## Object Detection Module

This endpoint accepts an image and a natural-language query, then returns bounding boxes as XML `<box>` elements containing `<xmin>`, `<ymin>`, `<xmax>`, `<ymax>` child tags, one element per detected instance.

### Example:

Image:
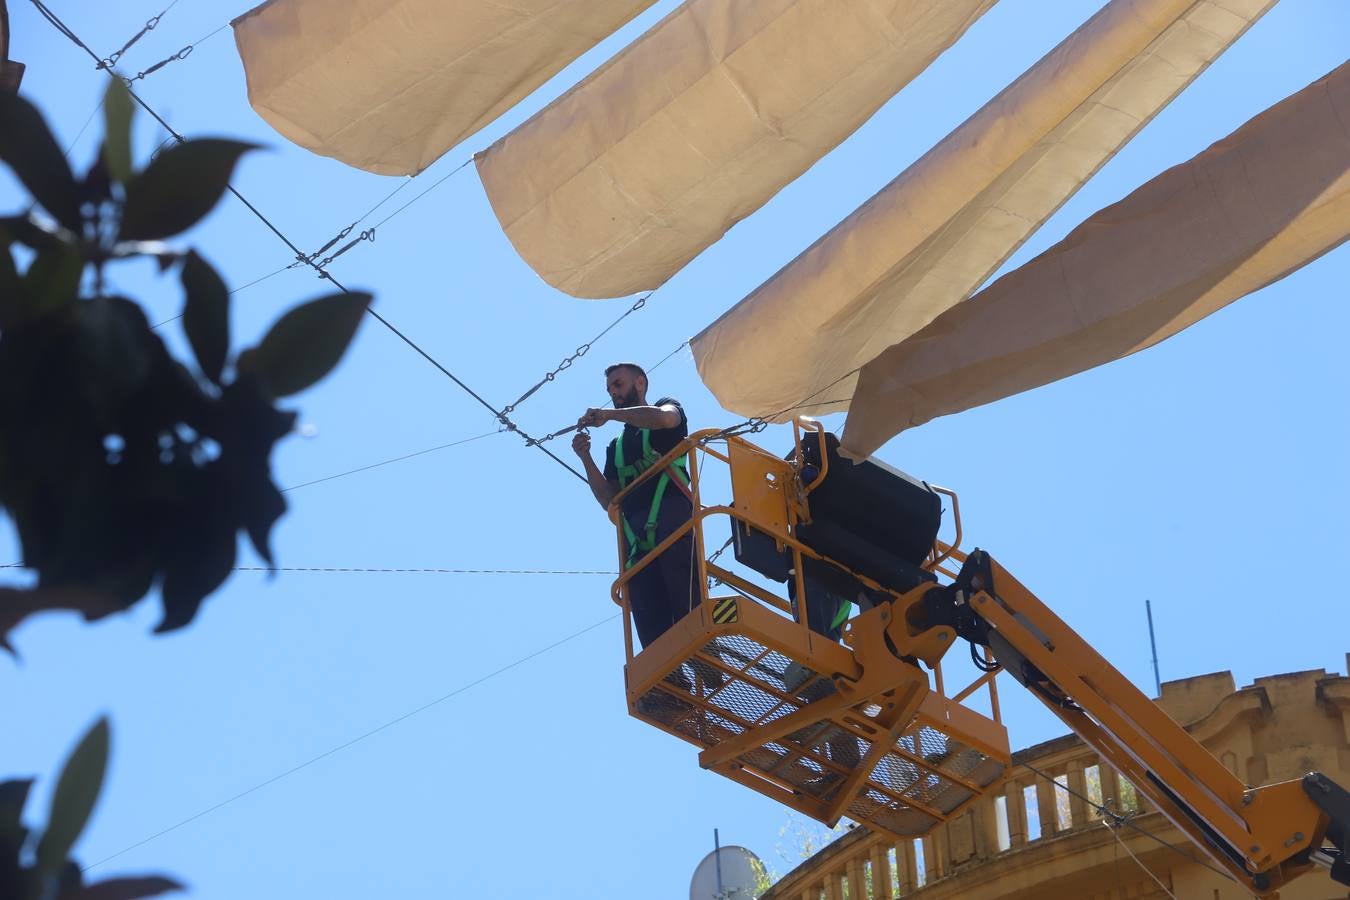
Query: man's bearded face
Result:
<box><xmin>607</xmin><ymin>368</ymin><xmax>644</xmax><ymax>408</ymax></box>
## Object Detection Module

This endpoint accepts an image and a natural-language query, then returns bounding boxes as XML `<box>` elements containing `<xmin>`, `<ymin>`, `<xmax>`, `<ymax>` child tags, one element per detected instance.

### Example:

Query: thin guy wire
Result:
<box><xmin>1112</xmin><ymin>816</ymin><xmax>1125</xmax><ymax>897</ymax></box>
<box><xmin>792</xmin><ymin>397</ymin><xmax>850</xmax><ymax>412</ymax></box>
<box><xmin>232</xmin><ymin>262</ymin><xmax>298</xmax><ymax>292</ymax></box>
<box><xmin>290</xmin><ymin>156</ymin><xmax>473</xmax><ymax>270</ymax></box>
<box><xmin>151</xmin><ymin>261</ymin><xmax>302</xmax><ymax>329</ymax></box>
<box><xmin>281</xmin><ymin>431</ymin><xmax>501</xmax><ymax>492</ymax></box>
<box><xmin>184</xmin><ymin>22</ymin><xmax>230</xmax><ymax>51</ymax></box>
<box><xmin>757</xmin><ymin>370</ymin><xmax>862</xmax><ymax>426</ymax></box>
<box><xmin>293</xmin><ymin>155</ymin><xmax>467</xmax><ymax>274</ymax></box>
<box><xmin>370</xmin><ymin>158</ymin><xmax>473</xmax><ymax>230</ymax></box>
<box><xmin>80</xmin><ymin>613</ymin><xmax>620</xmax><ymax>873</ymax></box>
<box><xmin>232</xmin><ymin>566</ymin><xmax>614</xmax><ymax>575</ymax></box>
<box><xmin>1020</xmin><ymin>761</ymin><xmax>1238</xmax><ymax>883</ymax></box>
<box><xmin>29</xmin><ymin>2</ymin><xmax>585</xmax><ymax>483</ymax></box>
<box><xmin>121</xmin><ymin>22</ymin><xmax>230</xmax><ymax>84</ymax></box>
<box><xmin>1102</xmin><ymin>818</ymin><xmax>1179</xmax><ymax>898</ymax></box>
<box><xmin>62</xmin><ymin>98</ymin><xmax>103</xmax><ymax>159</ymax></box>
<box><xmin>647</xmin><ymin>340</ymin><xmax>688</xmax><ymax>375</ymax></box>
<box><xmin>351</xmin><ymin>177</ymin><xmax>415</xmax><ymax>229</ymax></box>
<box><xmin>709</xmin><ymin>365</ymin><xmax>864</xmax><ymax>440</ymax></box>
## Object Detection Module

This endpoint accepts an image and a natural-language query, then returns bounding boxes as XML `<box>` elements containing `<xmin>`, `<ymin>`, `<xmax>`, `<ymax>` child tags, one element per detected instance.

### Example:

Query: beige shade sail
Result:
<box><xmin>691</xmin><ymin>0</ymin><xmax>1275</xmax><ymax>421</ymax></box>
<box><xmin>841</xmin><ymin>61</ymin><xmax>1350</xmax><ymax>458</ymax></box>
<box><xmin>231</xmin><ymin>0</ymin><xmax>659</xmax><ymax>176</ymax></box>
<box><xmin>475</xmin><ymin>0</ymin><xmax>996</xmax><ymax>299</ymax></box>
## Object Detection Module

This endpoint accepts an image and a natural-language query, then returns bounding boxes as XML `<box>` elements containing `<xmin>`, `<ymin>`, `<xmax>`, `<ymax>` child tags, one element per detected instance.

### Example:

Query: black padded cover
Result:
<box><xmin>798</xmin><ymin>434</ymin><xmax>939</xmax><ymax>562</ymax></box>
<box><xmin>732</xmin><ymin>432</ymin><xmax>941</xmax><ymax>596</ymax></box>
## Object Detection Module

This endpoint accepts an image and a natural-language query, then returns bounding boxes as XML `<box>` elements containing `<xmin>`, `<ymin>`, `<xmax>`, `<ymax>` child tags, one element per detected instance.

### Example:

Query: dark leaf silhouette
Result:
<box><xmin>244</xmin><ymin>292</ymin><xmax>371</xmax><ymax>397</ymax></box>
<box><xmin>22</xmin><ymin>242</ymin><xmax>82</xmax><ymax>316</ymax></box>
<box><xmin>36</xmin><ymin>718</ymin><xmax>108</xmax><ymax>876</ymax></box>
<box><xmin>84</xmin><ymin>151</ymin><xmax>111</xmax><ymax>206</ymax></box>
<box><xmin>73</xmin><ymin>876</ymin><xmax>186</xmax><ymax>900</ymax></box>
<box><xmin>180</xmin><ymin>251</ymin><xmax>229</xmax><ymax>385</ymax></box>
<box><xmin>119</xmin><ymin>139</ymin><xmax>257</xmax><ymax>240</ymax></box>
<box><xmin>0</xmin><ymin>92</ymin><xmax>82</xmax><ymax>229</ymax></box>
<box><xmin>0</xmin><ymin>780</ymin><xmax>32</xmax><ymax>829</ymax></box>
<box><xmin>156</xmin><ymin>509</ymin><xmax>236</xmax><ymax>634</ymax></box>
<box><xmin>0</xmin><ymin>90</ymin><xmax>370</xmax><ymax>648</ymax></box>
<box><xmin>0</xmin><ymin>245</ymin><xmax>19</xmax><ymax>328</ymax></box>
<box><xmin>0</xmin><ymin>85</ymin><xmax>374</xmax><ymax>900</ymax></box>
<box><xmin>0</xmin><ymin>587</ymin><xmax>124</xmax><ymax>655</ymax></box>
<box><xmin>0</xmin><ymin>212</ymin><xmax>64</xmax><ymax>254</ymax></box>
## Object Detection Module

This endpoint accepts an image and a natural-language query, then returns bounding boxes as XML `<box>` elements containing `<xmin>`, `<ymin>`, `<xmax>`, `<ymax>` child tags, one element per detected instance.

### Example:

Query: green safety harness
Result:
<box><xmin>830</xmin><ymin>598</ymin><xmax>853</xmax><ymax>634</ymax></box>
<box><xmin>614</xmin><ymin>427</ymin><xmax>691</xmax><ymax>570</ymax></box>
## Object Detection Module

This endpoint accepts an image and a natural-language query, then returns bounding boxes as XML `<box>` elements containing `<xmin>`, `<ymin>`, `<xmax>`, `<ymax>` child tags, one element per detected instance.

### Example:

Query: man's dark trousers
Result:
<box><xmin>626</xmin><ymin>501</ymin><xmax>698</xmax><ymax>649</ymax></box>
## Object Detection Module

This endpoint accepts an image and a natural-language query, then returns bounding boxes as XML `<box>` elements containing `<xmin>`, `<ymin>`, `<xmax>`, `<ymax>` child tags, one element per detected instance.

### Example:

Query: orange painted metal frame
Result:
<box><xmin>606</xmin><ymin>424</ymin><xmax>1010</xmax><ymax>840</ymax></box>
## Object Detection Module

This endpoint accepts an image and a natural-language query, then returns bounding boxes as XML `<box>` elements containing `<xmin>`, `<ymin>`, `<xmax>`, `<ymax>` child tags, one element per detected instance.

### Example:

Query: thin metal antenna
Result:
<box><xmin>1146</xmin><ymin>599</ymin><xmax>1161</xmax><ymax>697</ymax></box>
<box><xmin>714</xmin><ymin>828</ymin><xmax>725</xmax><ymax>898</ymax></box>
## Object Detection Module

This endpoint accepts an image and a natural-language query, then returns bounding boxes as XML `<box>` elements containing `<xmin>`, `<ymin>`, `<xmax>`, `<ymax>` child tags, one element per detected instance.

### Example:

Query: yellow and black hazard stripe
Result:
<box><xmin>712</xmin><ymin>597</ymin><xmax>738</xmax><ymax>624</ymax></box>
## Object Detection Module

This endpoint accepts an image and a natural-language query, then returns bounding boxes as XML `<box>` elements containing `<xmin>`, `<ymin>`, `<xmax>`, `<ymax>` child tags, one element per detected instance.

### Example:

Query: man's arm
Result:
<box><xmin>572</xmin><ymin>431</ymin><xmax>619</xmax><ymax>510</ymax></box>
<box><xmin>578</xmin><ymin>403</ymin><xmax>681</xmax><ymax>431</ymax></box>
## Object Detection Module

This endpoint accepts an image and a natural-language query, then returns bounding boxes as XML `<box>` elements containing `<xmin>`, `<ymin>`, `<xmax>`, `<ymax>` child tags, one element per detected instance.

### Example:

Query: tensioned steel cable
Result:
<box><xmin>369</xmin><ymin>159</ymin><xmax>469</xmax><ymax>230</ymax></box>
<box><xmin>647</xmin><ymin>340</ymin><xmax>688</xmax><ymax>375</ymax></box>
<box><xmin>280</xmin><ymin>430</ymin><xmax>501</xmax><ymax>492</ymax></box>
<box><xmin>78</xmin><ymin>611</ymin><xmax>620</xmax><ymax>873</ymax></box>
<box><xmin>29</xmin><ymin>0</ymin><xmax>586</xmax><ymax>483</ymax></box>
<box><xmin>714</xmin><ymin>368</ymin><xmax>864</xmax><ymax>439</ymax></box>
<box><xmin>701</xmin><ymin>360</ymin><xmax>870</xmax><ymax>447</ymax></box>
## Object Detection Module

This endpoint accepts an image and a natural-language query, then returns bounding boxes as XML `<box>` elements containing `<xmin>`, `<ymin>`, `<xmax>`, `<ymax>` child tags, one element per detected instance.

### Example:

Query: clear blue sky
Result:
<box><xmin>3</xmin><ymin>1</ymin><xmax>1347</xmax><ymax>898</ymax></box>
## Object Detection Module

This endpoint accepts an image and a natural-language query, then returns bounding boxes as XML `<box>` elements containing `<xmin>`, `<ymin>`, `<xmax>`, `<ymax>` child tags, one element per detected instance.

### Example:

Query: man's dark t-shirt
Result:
<box><xmin>603</xmin><ymin>397</ymin><xmax>691</xmax><ymax>533</ymax></box>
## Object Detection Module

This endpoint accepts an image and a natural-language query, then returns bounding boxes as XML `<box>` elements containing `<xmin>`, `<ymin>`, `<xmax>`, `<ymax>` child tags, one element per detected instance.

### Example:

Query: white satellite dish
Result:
<box><xmin>689</xmin><ymin>844</ymin><xmax>764</xmax><ymax>900</ymax></box>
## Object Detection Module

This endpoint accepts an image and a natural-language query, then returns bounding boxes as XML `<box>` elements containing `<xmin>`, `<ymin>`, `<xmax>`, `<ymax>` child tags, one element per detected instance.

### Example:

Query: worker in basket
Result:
<box><xmin>573</xmin><ymin>362</ymin><xmax>698</xmax><ymax>651</ymax></box>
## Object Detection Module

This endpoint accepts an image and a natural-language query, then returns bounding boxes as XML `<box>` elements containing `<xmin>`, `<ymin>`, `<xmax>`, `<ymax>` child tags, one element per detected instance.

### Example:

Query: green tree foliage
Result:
<box><xmin>0</xmin><ymin>81</ymin><xmax>371</xmax><ymax>646</ymax></box>
<box><xmin>2</xmin><ymin>718</ymin><xmax>183</xmax><ymax>899</ymax></box>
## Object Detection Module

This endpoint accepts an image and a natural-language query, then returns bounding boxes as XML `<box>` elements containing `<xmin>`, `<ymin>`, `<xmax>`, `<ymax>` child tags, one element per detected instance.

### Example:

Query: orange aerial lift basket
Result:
<box><xmin>610</xmin><ymin>420</ymin><xmax>1010</xmax><ymax>841</ymax></box>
